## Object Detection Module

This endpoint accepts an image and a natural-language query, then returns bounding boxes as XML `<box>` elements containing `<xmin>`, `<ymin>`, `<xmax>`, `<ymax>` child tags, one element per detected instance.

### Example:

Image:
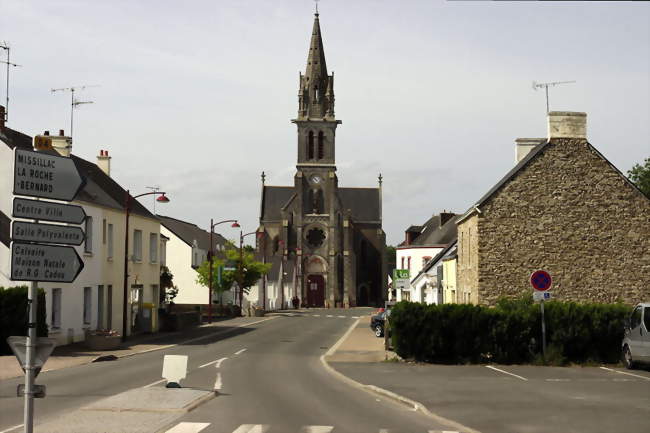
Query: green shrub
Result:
<box><xmin>0</xmin><ymin>286</ymin><xmax>48</xmax><ymax>355</ymax></box>
<box><xmin>390</xmin><ymin>297</ymin><xmax>630</xmax><ymax>365</ymax></box>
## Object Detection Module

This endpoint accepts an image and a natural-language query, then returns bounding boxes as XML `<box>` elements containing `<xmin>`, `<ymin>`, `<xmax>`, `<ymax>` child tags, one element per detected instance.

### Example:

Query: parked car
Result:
<box><xmin>370</xmin><ymin>309</ymin><xmax>391</xmax><ymax>338</ymax></box>
<box><xmin>622</xmin><ymin>302</ymin><xmax>650</xmax><ymax>369</ymax></box>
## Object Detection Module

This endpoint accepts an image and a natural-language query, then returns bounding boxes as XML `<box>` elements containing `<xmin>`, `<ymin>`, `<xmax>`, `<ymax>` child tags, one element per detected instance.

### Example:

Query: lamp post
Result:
<box><xmin>238</xmin><ymin>230</ymin><xmax>257</xmax><ymax>308</ymax></box>
<box><xmin>122</xmin><ymin>190</ymin><xmax>170</xmax><ymax>342</ymax></box>
<box><xmin>208</xmin><ymin>219</ymin><xmax>239</xmax><ymax>324</ymax></box>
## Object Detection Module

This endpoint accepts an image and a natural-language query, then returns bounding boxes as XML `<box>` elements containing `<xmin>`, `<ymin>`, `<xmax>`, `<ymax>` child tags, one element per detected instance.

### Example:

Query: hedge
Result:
<box><xmin>0</xmin><ymin>286</ymin><xmax>48</xmax><ymax>355</ymax></box>
<box><xmin>390</xmin><ymin>297</ymin><xmax>631</xmax><ymax>365</ymax></box>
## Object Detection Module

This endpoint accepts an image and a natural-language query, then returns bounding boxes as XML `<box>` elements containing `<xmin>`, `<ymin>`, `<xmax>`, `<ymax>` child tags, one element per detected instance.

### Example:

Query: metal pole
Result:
<box><xmin>545</xmin><ymin>86</ymin><xmax>549</xmax><ymax>113</ymax></box>
<box><xmin>208</xmin><ymin>219</ymin><xmax>213</xmax><ymax>324</ymax></box>
<box><xmin>5</xmin><ymin>46</ymin><xmax>10</xmax><ymax>122</ymax></box>
<box><xmin>122</xmin><ymin>191</ymin><xmax>130</xmax><ymax>342</ymax></box>
<box><xmin>70</xmin><ymin>89</ymin><xmax>74</xmax><ymax>142</ymax></box>
<box><xmin>541</xmin><ymin>299</ymin><xmax>547</xmax><ymax>363</ymax></box>
<box><xmin>23</xmin><ymin>281</ymin><xmax>37</xmax><ymax>433</ymax></box>
<box><xmin>239</xmin><ymin>231</ymin><xmax>243</xmax><ymax>308</ymax></box>
<box><xmin>261</xmin><ymin>235</ymin><xmax>266</xmax><ymax>310</ymax></box>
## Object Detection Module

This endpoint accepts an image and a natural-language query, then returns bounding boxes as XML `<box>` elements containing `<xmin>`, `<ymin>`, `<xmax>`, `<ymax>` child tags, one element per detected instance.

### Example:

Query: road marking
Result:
<box><xmin>199</xmin><ymin>357</ymin><xmax>228</xmax><ymax>369</ymax></box>
<box><xmin>352</xmin><ymin>316</ymin><xmax>359</xmax><ymax>318</ymax></box>
<box><xmin>485</xmin><ymin>365</ymin><xmax>528</xmax><ymax>381</ymax></box>
<box><xmin>313</xmin><ymin>314</ymin><xmax>320</xmax><ymax>317</ymax></box>
<box><xmin>0</xmin><ymin>424</ymin><xmax>24</xmax><ymax>433</ymax></box>
<box><xmin>338</xmin><ymin>315</ymin><xmax>346</xmax><ymax>318</ymax></box>
<box><xmin>326</xmin><ymin>315</ymin><xmax>333</xmax><ymax>317</ymax></box>
<box><xmin>545</xmin><ymin>378</ymin><xmax>570</xmax><ymax>382</ymax></box>
<box><xmin>143</xmin><ymin>378</ymin><xmax>166</xmax><ymax>388</ymax></box>
<box><xmin>429</xmin><ymin>431</ymin><xmax>460</xmax><ymax>433</ymax></box>
<box><xmin>232</xmin><ymin>425</ymin><xmax>269</xmax><ymax>433</ymax></box>
<box><xmin>235</xmin><ymin>348</ymin><xmax>247</xmax><ymax>355</ymax></box>
<box><xmin>165</xmin><ymin>422</ymin><xmax>211</xmax><ymax>433</ymax></box>
<box><xmin>300</xmin><ymin>427</ymin><xmax>333</xmax><ymax>433</ymax></box>
<box><xmin>599</xmin><ymin>366</ymin><xmax>650</xmax><ymax>381</ymax></box>
<box><xmin>214</xmin><ymin>372</ymin><xmax>222</xmax><ymax>390</ymax></box>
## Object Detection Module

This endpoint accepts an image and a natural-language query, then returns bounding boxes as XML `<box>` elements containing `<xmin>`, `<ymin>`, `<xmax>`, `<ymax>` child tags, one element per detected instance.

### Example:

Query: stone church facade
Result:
<box><xmin>257</xmin><ymin>13</ymin><xmax>387</xmax><ymax>308</ymax></box>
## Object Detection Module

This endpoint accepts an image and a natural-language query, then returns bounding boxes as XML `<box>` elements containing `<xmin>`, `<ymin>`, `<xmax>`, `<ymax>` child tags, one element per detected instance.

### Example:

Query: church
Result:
<box><xmin>256</xmin><ymin>12</ymin><xmax>387</xmax><ymax>308</ymax></box>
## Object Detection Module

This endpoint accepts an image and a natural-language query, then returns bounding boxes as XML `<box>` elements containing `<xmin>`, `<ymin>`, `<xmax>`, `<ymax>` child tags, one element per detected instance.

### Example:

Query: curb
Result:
<box><xmin>320</xmin><ymin>319</ymin><xmax>481</xmax><ymax>433</ymax></box>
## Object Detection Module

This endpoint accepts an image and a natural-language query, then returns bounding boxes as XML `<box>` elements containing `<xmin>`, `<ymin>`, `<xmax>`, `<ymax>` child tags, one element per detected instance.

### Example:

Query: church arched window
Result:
<box><xmin>318</xmin><ymin>131</ymin><xmax>324</xmax><ymax>159</ymax></box>
<box><xmin>308</xmin><ymin>131</ymin><xmax>314</xmax><ymax>159</ymax></box>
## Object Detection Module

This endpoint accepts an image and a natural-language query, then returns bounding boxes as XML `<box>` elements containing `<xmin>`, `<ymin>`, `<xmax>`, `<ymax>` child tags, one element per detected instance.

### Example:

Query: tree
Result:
<box><xmin>160</xmin><ymin>266</ymin><xmax>179</xmax><ymax>307</ymax></box>
<box><xmin>628</xmin><ymin>157</ymin><xmax>650</xmax><ymax>198</ymax></box>
<box><xmin>228</xmin><ymin>248</ymin><xmax>271</xmax><ymax>306</ymax></box>
<box><xmin>385</xmin><ymin>245</ymin><xmax>397</xmax><ymax>275</ymax></box>
<box><xmin>195</xmin><ymin>257</ymin><xmax>234</xmax><ymax>305</ymax></box>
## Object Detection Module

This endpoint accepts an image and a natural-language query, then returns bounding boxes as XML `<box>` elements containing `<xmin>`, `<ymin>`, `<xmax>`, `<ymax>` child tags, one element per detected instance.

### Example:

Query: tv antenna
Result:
<box><xmin>1</xmin><ymin>41</ymin><xmax>22</xmax><ymax>123</ymax></box>
<box><xmin>146</xmin><ymin>185</ymin><xmax>161</xmax><ymax>214</ymax></box>
<box><xmin>532</xmin><ymin>80</ymin><xmax>576</xmax><ymax>113</ymax></box>
<box><xmin>51</xmin><ymin>84</ymin><xmax>99</xmax><ymax>143</ymax></box>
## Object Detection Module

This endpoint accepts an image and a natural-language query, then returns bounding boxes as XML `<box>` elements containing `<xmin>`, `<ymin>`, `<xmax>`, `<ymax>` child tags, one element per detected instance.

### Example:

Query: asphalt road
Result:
<box><xmin>0</xmin><ymin>309</ymin><xmax>456</xmax><ymax>433</ymax></box>
<box><xmin>334</xmin><ymin>361</ymin><xmax>650</xmax><ymax>433</ymax></box>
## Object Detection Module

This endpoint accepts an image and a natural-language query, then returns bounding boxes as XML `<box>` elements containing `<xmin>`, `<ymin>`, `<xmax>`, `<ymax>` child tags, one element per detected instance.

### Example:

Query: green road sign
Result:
<box><xmin>393</xmin><ymin>269</ymin><xmax>410</xmax><ymax>280</ymax></box>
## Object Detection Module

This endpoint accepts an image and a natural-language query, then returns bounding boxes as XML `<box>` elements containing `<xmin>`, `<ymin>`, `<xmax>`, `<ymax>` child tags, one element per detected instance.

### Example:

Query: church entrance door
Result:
<box><xmin>306</xmin><ymin>274</ymin><xmax>325</xmax><ymax>307</ymax></box>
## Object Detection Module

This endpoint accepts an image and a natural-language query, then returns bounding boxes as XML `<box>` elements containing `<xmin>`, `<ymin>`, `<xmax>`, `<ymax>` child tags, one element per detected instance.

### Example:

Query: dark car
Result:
<box><xmin>370</xmin><ymin>310</ymin><xmax>391</xmax><ymax>337</ymax></box>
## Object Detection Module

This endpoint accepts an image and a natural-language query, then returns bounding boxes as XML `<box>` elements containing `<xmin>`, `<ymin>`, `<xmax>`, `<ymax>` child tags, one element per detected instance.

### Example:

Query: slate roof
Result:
<box><xmin>158</xmin><ymin>215</ymin><xmax>228</xmax><ymax>253</ymax></box>
<box><xmin>0</xmin><ymin>126</ymin><xmax>32</xmax><ymax>150</ymax></box>
<box><xmin>398</xmin><ymin>213</ymin><xmax>459</xmax><ymax>248</ymax></box>
<box><xmin>260</xmin><ymin>185</ymin><xmax>381</xmax><ymax>222</ymax></box>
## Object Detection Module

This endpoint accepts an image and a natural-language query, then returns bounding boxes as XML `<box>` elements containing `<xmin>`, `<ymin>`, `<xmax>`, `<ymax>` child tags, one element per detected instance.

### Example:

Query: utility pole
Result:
<box><xmin>532</xmin><ymin>80</ymin><xmax>576</xmax><ymax>113</ymax></box>
<box><xmin>51</xmin><ymin>84</ymin><xmax>99</xmax><ymax>142</ymax></box>
<box><xmin>1</xmin><ymin>41</ymin><xmax>22</xmax><ymax>123</ymax></box>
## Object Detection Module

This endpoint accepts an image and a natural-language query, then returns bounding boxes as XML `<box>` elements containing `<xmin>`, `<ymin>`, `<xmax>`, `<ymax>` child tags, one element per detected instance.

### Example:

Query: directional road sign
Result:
<box><xmin>530</xmin><ymin>270</ymin><xmax>552</xmax><ymax>291</ymax></box>
<box><xmin>10</xmin><ymin>242</ymin><xmax>84</xmax><ymax>283</ymax></box>
<box><xmin>13</xmin><ymin>197</ymin><xmax>86</xmax><ymax>224</ymax></box>
<box><xmin>6</xmin><ymin>336</ymin><xmax>57</xmax><ymax>378</ymax></box>
<box><xmin>13</xmin><ymin>148</ymin><xmax>85</xmax><ymax>201</ymax></box>
<box><xmin>12</xmin><ymin>221</ymin><xmax>85</xmax><ymax>246</ymax></box>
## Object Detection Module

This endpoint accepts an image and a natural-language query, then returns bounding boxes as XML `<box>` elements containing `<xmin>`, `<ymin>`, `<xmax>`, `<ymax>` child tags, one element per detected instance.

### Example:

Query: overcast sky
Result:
<box><xmin>2</xmin><ymin>0</ymin><xmax>648</xmax><ymax>245</ymax></box>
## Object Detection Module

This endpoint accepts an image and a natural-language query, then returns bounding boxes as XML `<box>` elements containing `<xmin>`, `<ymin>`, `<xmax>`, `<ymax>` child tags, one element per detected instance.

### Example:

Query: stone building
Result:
<box><xmin>256</xmin><ymin>12</ymin><xmax>387</xmax><ymax>308</ymax></box>
<box><xmin>457</xmin><ymin>111</ymin><xmax>650</xmax><ymax>305</ymax></box>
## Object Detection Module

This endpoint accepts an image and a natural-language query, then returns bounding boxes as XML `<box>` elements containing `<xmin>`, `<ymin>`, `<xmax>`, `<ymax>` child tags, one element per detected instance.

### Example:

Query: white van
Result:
<box><xmin>622</xmin><ymin>303</ymin><xmax>650</xmax><ymax>369</ymax></box>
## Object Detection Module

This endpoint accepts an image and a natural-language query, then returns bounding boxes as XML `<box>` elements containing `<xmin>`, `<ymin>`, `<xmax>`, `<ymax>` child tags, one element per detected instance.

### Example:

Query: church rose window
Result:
<box><xmin>306</xmin><ymin>227</ymin><xmax>326</xmax><ymax>248</ymax></box>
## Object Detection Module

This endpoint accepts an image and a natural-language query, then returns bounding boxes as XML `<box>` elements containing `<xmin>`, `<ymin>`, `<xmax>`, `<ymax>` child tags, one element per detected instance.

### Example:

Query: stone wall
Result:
<box><xmin>457</xmin><ymin>214</ymin><xmax>479</xmax><ymax>304</ymax></box>
<box><xmin>474</xmin><ymin>138</ymin><xmax>650</xmax><ymax>305</ymax></box>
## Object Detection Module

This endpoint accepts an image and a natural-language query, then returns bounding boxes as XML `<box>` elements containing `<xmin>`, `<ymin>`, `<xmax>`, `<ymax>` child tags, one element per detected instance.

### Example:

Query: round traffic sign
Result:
<box><xmin>530</xmin><ymin>270</ymin><xmax>552</xmax><ymax>291</ymax></box>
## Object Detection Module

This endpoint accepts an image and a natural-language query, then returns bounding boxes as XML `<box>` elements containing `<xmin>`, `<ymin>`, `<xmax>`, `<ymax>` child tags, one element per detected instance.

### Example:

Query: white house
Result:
<box><xmin>408</xmin><ymin>240</ymin><xmax>457</xmax><ymax>304</ymax></box>
<box><xmin>158</xmin><ymin>215</ymin><xmax>232</xmax><ymax>307</ymax></box>
<box><xmin>1</xmin><ymin>116</ymin><xmax>163</xmax><ymax>345</ymax></box>
<box><xmin>395</xmin><ymin>212</ymin><xmax>458</xmax><ymax>302</ymax></box>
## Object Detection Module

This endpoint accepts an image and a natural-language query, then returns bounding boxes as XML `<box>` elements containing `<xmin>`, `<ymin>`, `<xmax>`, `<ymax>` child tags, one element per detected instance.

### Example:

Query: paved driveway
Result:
<box><xmin>333</xmin><ymin>361</ymin><xmax>650</xmax><ymax>433</ymax></box>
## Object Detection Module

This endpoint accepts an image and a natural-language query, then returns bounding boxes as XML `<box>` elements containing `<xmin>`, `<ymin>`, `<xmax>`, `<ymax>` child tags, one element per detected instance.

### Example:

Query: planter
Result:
<box><xmin>85</xmin><ymin>332</ymin><xmax>122</xmax><ymax>351</ymax></box>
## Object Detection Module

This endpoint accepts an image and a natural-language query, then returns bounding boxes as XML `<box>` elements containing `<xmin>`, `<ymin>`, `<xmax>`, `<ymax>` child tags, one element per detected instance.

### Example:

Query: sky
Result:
<box><xmin>1</xmin><ymin>0</ymin><xmax>648</xmax><ymax>246</ymax></box>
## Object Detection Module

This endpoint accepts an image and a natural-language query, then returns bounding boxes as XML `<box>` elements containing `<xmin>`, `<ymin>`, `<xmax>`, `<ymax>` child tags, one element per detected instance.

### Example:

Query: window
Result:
<box><xmin>317</xmin><ymin>131</ymin><xmax>324</xmax><ymax>159</ymax></box>
<box><xmin>160</xmin><ymin>239</ymin><xmax>166</xmax><ymax>266</ymax></box>
<box><xmin>644</xmin><ymin>307</ymin><xmax>650</xmax><ymax>332</ymax></box>
<box><xmin>407</xmin><ymin>256</ymin><xmax>411</xmax><ymax>271</ymax></box>
<box><xmin>308</xmin><ymin>131</ymin><xmax>314</xmax><ymax>159</ymax></box>
<box><xmin>102</xmin><ymin>219</ymin><xmax>107</xmax><ymax>244</ymax></box>
<box><xmin>83</xmin><ymin>287</ymin><xmax>92</xmax><ymax>325</ymax></box>
<box><xmin>107</xmin><ymin>285</ymin><xmax>113</xmax><ymax>330</ymax></box>
<box><xmin>51</xmin><ymin>288</ymin><xmax>62</xmax><ymax>328</ymax></box>
<box><xmin>107</xmin><ymin>224</ymin><xmax>114</xmax><ymax>260</ymax></box>
<box><xmin>423</xmin><ymin>256</ymin><xmax>432</xmax><ymax>267</ymax></box>
<box><xmin>133</xmin><ymin>230</ymin><xmax>143</xmax><ymax>262</ymax></box>
<box><xmin>97</xmin><ymin>285</ymin><xmax>104</xmax><ymax>329</ymax></box>
<box><xmin>401</xmin><ymin>257</ymin><xmax>404</xmax><ymax>269</ymax></box>
<box><xmin>631</xmin><ymin>306</ymin><xmax>642</xmax><ymax>329</ymax></box>
<box><xmin>149</xmin><ymin>233</ymin><xmax>158</xmax><ymax>263</ymax></box>
<box><xmin>306</xmin><ymin>227</ymin><xmax>326</xmax><ymax>248</ymax></box>
<box><xmin>84</xmin><ymin>216</ymin><xmax>93</xmax><ymax>253</ymax></box>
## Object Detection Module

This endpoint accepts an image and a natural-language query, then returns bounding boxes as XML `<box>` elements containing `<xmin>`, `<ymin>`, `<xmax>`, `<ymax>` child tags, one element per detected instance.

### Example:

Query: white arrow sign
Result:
<box><xmin>10</xmin><ymin>242</ymin><xmax>84</xmax><ymax>283</ymax></box>
<box><xmin>13</xmin><ymin>149</ymin><xmax>85</xmax><ymax>201</ymax></box>
<box><xmin>12</xmin><ymin>221</ymin><xmax>85</xmax><ymax>246</ymax></box>
<box><xmin>13</xmin><ymin>198</ymin><xmax>87</xmax><ymax>224</ymax></box>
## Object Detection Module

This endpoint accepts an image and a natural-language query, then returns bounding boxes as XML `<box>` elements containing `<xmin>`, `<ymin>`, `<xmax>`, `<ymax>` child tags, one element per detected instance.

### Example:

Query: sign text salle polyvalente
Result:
<box><xmin>11</xmin><ymin>221</ymin><xmax>85</xmax><ymax>246</ymax></box>
<box><xmin>13</xmin><ymin>149</ymin><xmax>85</xmax><ymax>201</ymax></box>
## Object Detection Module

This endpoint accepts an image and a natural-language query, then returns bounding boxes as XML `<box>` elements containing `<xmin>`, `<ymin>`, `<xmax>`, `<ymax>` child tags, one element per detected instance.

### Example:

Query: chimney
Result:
<box><xmin>515</xmin><ymin>138</ymin><xmax>545</xmax><ymax>163</ymax></box>
<box><xmin>439</xmin><ymin>212</ymin><xmax>456</xmax><ymax>227</ymax></box>
<box><xmin>97</xmin><ymin>149</ymin><xmax>111</xmax><ymax>177</ymax></box>
<box><xmin>50</xmin><ymin>129</ymin><xmax>72</xmax><ymax>157</ymax></box>
<box><xmin>0</xmin><ymin>105</ymin><xmax>5</xmax><ymax>129</ymax></box>
<box><xmin>548</xmin><ymin>111</ymin><xmax>587</xmax><ymax>140</ymax></box>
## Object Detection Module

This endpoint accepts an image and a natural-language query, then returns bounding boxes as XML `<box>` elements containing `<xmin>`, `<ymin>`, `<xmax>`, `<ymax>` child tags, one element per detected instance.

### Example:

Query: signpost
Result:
<box><xmin>13</xmin><ymin>197</ymin><xmax>86</xmax><ymax>224</ymax></box>
<box><xmin>530</xmin><ymin>270</ymin><xmax>552</xmax><ymax>363</ymax></box>
<box><xmin>393</xmin><ymin>269</ymin><xmax>410</xmax><ymax>297</ymax></box>
<box><xmin>9</xmin><ymin>146</ymin><xmax>86</xmax><ymax>433</ymax></box>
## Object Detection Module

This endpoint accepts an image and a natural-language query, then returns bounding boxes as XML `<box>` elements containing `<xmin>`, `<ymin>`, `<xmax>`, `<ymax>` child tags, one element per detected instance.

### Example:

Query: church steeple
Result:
<box><xmin>298</xmin><ymin>13</ymin><xmax>335</xmax><ymax>120</ymax></box>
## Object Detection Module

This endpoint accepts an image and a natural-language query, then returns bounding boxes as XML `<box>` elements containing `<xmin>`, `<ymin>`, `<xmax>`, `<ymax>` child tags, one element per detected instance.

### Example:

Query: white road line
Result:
<box><xmin>234</xmin><ymin>348</ymin><xmax>247</xmax><ymax>355</ymax></box>
<box><xmin>352</xmin><ymin>316</ymin><xmax>359</xmax><ymax>318</ymax></box>
<box><xmin>485</xmin><ymin>365</ymin><xmax>528</xmax><ymax>381</ymax></box>
<box><xmin>300</xmin><ymin>427</ymin><xmax>334</xmax><ymax>433</ymax></box>
<box><xmin>232</xmin><ymin>425</ymin><xmax>269</xmax><ymax>433</ymax></box>
<box><xmin>165</xmin><ymin>422</ymin><xmax>211</xmax><ymax>433</ymax></box>
<box><xmin>599</xmin><ymin>366</ymin><xmax>650</xmax><ymax>381</ymax></box>
<box><xmin>143</xmin><ymin>378</ymin><xmax>166</xmax><ymax>388</ymax></box>
<box><xmin>338</xmin><ymin>315</ymin><xmax>346</xmax><ymax>318</ymax></box>
<box><xmin>0</xmin><ymin>424</ymin><xmax>24</xmax><ymax>433</ymax></box>
<box><xmin>198</xmin><ymin>357</ymin><xmax>228</xmax><ymax>369</ymax></box>
<box><xmin>214</xmin><ymin>372</ymin><xmax>222</xmax><ymax>390</ymax></box>
<box><xmin>428</xmin><ymin>431</ymin><xmax>460</xmax><ymax>433</ymax></box>
<box><xmin>326</xmin><ymin>315</ymin><xmax>333</xmax><ymax>317</ymax></box>
<box><xmin>545</xmin><ymin>378</ymin><xmax>570</xmax><ymax>382</ymax></box>
<box><xmin>313</xmin><ymin>314</ymin><xmax>321</xmax><ymax>317</ymax></box>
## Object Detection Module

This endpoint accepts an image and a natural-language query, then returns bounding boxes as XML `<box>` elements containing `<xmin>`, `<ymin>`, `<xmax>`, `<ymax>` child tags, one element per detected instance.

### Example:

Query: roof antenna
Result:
<box><xmin>532</xmin><ymin>80</ymin><xmax>576</xmax><ymax>113</ymax></box>
<box><xmin>51</xmin><ymin>84</ymin><xmax>100</xmax><ymax>144</ymax></box>
<box><xmin>146</xmin><ymin>185</ymin><xmax>161</xmax><ymax>214</ymax></box>
<box><xmin>0</xmin><ymin>41</ymin><xmax>22</xmax><ymax>123</ymax></box>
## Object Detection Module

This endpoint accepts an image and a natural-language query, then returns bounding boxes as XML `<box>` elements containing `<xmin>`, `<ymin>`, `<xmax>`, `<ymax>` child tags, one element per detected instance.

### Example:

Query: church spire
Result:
<box><xmin>297</xmin><ymin>12</ymin><xmax>334</xmax><ymax>120</ymax></box>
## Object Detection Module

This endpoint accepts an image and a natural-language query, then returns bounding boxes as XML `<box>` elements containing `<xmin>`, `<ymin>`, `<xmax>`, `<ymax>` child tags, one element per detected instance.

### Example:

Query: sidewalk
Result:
<box><xmin>325</xmin><ymin>315</ymin><xmax>388</xmax><ymax>362</ymax></box>
<box><xmin>0</xmin><ymin>316</ymin><xmax>274</xmax><ymax>381</ymax></box>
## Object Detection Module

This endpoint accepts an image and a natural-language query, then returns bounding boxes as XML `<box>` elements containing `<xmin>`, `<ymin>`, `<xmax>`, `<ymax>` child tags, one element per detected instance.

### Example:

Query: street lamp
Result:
<box><xmin>238</xmin><ymin>230</ymin><xmax>257</xmax><ymax>308</ymax></box>
<box><xmin>208</xmin><ymin>219</ymin><xmax>239</xmax><ymax>324</ymax></box>
<box><xmin>122</xmin><ymin>190</ymin><xmax>170</xmax><ymax>342</ymax></box>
